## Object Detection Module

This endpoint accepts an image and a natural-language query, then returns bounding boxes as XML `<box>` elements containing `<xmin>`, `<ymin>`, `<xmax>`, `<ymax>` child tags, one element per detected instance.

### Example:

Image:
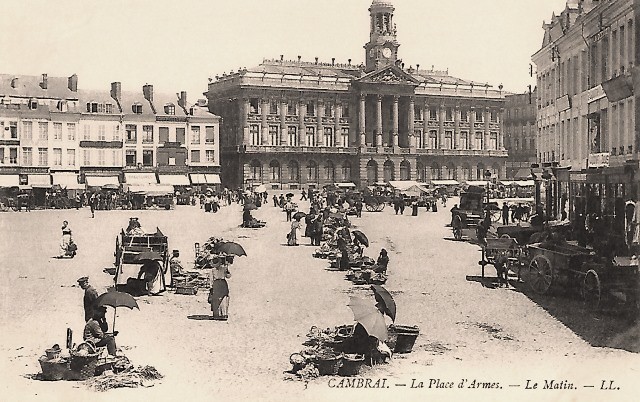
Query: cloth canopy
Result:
<box><xmin>513</xmin><ymin>180</ymin><xmax>535</xmax><ymax>187</ymax></box>
<box><xmin>27</xmin><ymin>174</ymin><xmax>52</xmax><ymax>188</ymax></box>
<box><xmin>158</xmin><ymin>174</ymin><xmax>190</xmax><ymax>186</ymax></box>
<box><xmin>52</xmin><ymin>173</ymin><xmax>85</xmax><ymax>190</ymax></box>
<box><xmin>388</xmin><ymin>180</ymin><xmax>421</xmax><ymax>191</ymax></box>
<box><xmin>205</xmin><ymin>174</ymin><xmax>221</xmax><ymax>184</ymax></box>
<box><xmin>335</xmin><ymin>182</ymin><xmax>356</xmax><ymax>188</ymax></box>
<box><xmin>465</xmin><ymin>180</ymin><xmax>488</xmax><ymax>187</ymax></box>
<box><xmin>0</xmin><ymin>174</ymin><xmax>20</xmax><ymax>188</ymax></box>
<box><xmin>431</xmin><ymin>180</ymin><xmax>459</xmax><ymax>186</ymax></box>
<box><xmin>126</xmin><ymin>184</ymin><xmax>174</xmax><ymax>196</ymax></box>
<box><xmin>125</xmin><ymin>172</ymin><xmax>158</xmax><ymax>185</ymax></box>
<box><xmin>402</xmin><ymin>184</ymin><xmax>429</xmax><ymax>195</ymax></box>
<box><xmin>85</xmin><ymin>176</ymin><xmax>120</xmax><ymax>187</ymax></box>
<box><xmin>190</xmin><ymin>174</ymin><xmax>207</xmax><ymax>184</ymax></box>
<box><xmin>513</xmin><ymin>168</ymin><xmax>533</xmax><ymax>180</ymax></box>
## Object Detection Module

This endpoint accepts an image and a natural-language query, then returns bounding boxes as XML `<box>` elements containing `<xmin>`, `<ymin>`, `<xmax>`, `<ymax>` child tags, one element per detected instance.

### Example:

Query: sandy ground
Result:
<box><xmin>0</xmin><ymin>197</ymin><xmax>639</xmax><ymax>402</ymax></box>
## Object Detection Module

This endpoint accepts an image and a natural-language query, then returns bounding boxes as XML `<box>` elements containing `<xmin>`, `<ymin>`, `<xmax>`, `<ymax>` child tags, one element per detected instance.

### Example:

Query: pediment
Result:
<box><xmin>357</xmin><ymin>66</ymin><xmax>420</xmax><ymax>86</ymax></box>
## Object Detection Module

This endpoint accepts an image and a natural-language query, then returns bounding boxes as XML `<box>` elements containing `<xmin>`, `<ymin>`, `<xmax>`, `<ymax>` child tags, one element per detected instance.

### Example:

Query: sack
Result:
<box><xmin>67</xmin><ymin>242</ymin><xmax>78</xmax><ymax>252</ymax></box>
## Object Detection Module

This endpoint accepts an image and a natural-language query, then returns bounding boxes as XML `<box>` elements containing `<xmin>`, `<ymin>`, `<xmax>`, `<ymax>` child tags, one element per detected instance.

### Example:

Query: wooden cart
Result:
<box><xmin>479</xmin><ymin>237</ymin><xmax>527</xmax><ymax>279</ymax></box>
<box><xmin>524</xmin><ymin>242</ymin><xmax>595</xmax><ymax>295</ymax></box>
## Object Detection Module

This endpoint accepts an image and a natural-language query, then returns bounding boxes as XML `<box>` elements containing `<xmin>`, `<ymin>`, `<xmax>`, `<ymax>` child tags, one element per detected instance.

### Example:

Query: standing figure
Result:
<box><xmin>273</xmin><ymin>195</ymin><xmax>278</xmax><ymax>207</ymax></box>
<box><xmin>301</xmin><ymin>188</ymin><xmax>308</xmax><ymax>201</ymax></box>
<box><xmin>375</xmin><ymin>249</ymin><xmax>390</xmax><ymax>273</ymax></box>
<box><xmin>355</xmin><ymin>198</ymin><xmax>363</xmax><ymax>218</ymax></box>
<box><xmin>169</xmin><ymin>250</ymin><xmax>184</xmax><ymax>287</ymax></box>
<box><xmin>288</xmin><ymin>217</ymin><xmax>301</xmax><ymax>246</ymax></box>
<box><xmin>502</xmin><ymin>202</ymin><xmax>510</xmax><ymax>225</ymax></box>
<box><xmin>208</xmin><ymin>256</ymin><xmax>231</xmax><ymax>320</ymax></box>
<box><xmin>313</xmin><ymin>215</ymin><xmax>324</xmax><ymax>246</ymax></box>
<box><xmin>411</xmin><ymin>201</ymin><xmax>419</xmax><ymax>216</ymax></box>
<box><xmin>78</xmin><ymin>277</ymin><xmax>98</xmax><ymax>322</ymax></box>
<box><xmin>59</xmin><ymin>220</ymin><xmax>73</xmax><ymax>258</ymax></box>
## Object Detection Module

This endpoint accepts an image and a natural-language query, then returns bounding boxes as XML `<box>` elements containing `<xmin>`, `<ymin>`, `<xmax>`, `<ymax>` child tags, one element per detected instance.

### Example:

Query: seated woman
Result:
<box><xmin>126</xmin><ymin>217</ymin><xmax>145</xmax><ymax>235</ymax></box>
<box><xmin>137</xmin><ymin>259</ymin><xmax>164</xmax><ymax>296</ymax></box>
<box><xmin>374</xmin><ymin>249</ymin><xmax>389</xmax><ymax>274</ymax></box>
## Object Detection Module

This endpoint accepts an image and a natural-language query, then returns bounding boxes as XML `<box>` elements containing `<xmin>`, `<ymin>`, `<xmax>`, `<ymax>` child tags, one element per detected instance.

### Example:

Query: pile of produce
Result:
<box><xmin>85</xmin><ymin>365</ymin><xmax>163</xmax><ymax>392</ymax></box>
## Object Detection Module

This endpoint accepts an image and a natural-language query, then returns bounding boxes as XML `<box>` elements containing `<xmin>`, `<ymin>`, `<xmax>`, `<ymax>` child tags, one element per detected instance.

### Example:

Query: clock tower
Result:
<box><xmin>364</xmin><ymin>0</ymin><xmax>400</xmax><ymax>73</ymax></box>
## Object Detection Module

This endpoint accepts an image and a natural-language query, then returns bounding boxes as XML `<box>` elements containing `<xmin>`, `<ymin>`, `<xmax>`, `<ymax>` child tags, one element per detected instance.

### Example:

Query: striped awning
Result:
<box><xmin>28</xmin><ymin>174</ymin><xmax>52</xmax><ymax>188</ymax></box>
<box><xmin>0</xmin><ymin>174</ymin><xmax>20</xmax><ymax>188</ymax></box>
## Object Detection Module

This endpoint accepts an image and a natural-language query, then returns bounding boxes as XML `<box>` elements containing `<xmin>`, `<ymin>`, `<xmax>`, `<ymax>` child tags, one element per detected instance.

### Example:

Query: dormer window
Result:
<box><xmin>105</xmin><ymin>103</ymin><xmax>113</xmax><ymax>114</ymax></box>
<box><xmin>164</xmin><ymin>103</ymin><xmax>176</xmax><ymax>115</ymax></box>
<box><xmin>132</xmin><ymin>103</ymin><xmax>143</xmax><ymax>114</ymax></box>
<box><xmin>57</xmin><ymin>100</ymin><xmax>68</xmax><ymax>112</ymax></box>
<box><xmin>29</xmin><ymin>99</ymin><xmax>38</xmax><ymax>110</ymax></box>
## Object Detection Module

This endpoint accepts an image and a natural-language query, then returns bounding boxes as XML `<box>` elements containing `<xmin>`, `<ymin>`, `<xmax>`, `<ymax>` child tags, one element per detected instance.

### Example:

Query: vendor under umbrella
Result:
<box><xmin>83</xmin><ymin>306</ymin><xmax>118</xmax><ymax>356</ymax></box>
<box><xmin>136</xmin><ymin>252</ymin><xmax>165</xmax><ymax>296</ymax></box>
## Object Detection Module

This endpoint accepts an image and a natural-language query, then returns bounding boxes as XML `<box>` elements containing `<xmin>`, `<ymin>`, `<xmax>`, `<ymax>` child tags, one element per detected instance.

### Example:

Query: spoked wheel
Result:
<box><xmin>365</xmin><ymin>203</ymin><xmax>376</xmax><ymax>212</ymax></box>
<box><xmin>375</xmin><ymin>203</ymin><xmax>385</xmax><ymax>212</ymax></box>
<box><xmin>527</xmin><ymin>255</ymin><xmax>553</xmax><ymax>294</ymax></box>
<box><xmin>453</xmin><ymin>228</ymin><xmax>462</xmax><ymax>241</ymax></box>
<box><xmin>491</xmin><ymin>210</ymin><xmax>501</xmax><ymax>223</ymax></box>
<box><xmin>500</xmin><ymin>234</ymin><xmax>511</xmax><ymax>239</ymax></box>
<box><xmin>582</xmin><ymin>269</ymin><xmax>601</xmax><ymax>310</ymax></box>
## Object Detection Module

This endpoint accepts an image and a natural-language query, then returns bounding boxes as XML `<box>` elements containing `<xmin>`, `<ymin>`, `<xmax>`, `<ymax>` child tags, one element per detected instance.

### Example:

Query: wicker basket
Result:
<box><xmin>39</xmin><ymin>356</ymin><xmax>69</xmax><ymax>381</ymax></box>
<box><xmin>69</xmin><ymin>351</ymin><xmax>99</xmax><ymax>380</ymax></box>
<box><xmin>338</xmin><ymin>354</ymin><xmax>365</xmax><ymax>376</ymax></box>
<box><xmin>175</xmin><ymin>285</ymin><xmax>198</xmax><ymax>295</ymax></box>
<box><xmin>316</xmin><ymin>355</ymin><xmax>343</xmax><ymax>376</ymax></box>
<box><xmin>387</xmin><ymin>325</ymin><xmax>420</xmax><ymax>354</ymax></box>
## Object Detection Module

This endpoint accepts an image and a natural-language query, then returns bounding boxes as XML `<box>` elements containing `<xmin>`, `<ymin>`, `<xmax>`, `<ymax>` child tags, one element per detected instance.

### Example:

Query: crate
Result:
<box><xmin>175</xmin><ymin>285</ymin><xmax>198</xmax><ymax>295</ymax></box>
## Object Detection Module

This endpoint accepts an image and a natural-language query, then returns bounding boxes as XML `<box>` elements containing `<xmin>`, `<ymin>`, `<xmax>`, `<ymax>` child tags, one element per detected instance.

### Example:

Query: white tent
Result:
<box><xmin>388</xmin><ymin>180</ymin><xmax>421</xmax><ymax>191</ymax></box>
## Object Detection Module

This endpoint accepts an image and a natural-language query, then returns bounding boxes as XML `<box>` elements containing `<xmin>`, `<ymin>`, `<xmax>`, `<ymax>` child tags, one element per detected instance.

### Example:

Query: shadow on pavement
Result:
<box><xmin>187</xmin><ymin>315</ymin><xmax>214</xmax><ymax>321</ymax></box>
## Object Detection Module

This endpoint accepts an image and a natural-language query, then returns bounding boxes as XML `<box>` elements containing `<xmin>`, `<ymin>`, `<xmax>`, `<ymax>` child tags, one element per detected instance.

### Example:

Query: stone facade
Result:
<box><xmin>205</xmin><ymin>0</ymin><xmax>507</xmax><ymax>189</ymax></box>
<box><xmin>504</xmin><ymin>89</ymin><xmax>538</xmax><ymax>178</ymax></box>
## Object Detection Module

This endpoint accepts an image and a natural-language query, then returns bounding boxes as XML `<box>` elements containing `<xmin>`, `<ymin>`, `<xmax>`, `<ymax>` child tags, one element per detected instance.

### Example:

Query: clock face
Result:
<box><xmin>382</xmin><ymin>47</ymin><xmax>392</xmax><ymax>58</ymax></box>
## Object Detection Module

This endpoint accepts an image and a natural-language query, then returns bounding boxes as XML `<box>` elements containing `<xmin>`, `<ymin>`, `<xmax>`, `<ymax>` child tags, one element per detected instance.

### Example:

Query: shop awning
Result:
<box><xmin>189</xmin><ymin>173</ymin><xmax>207</xmax><ymax>184</ymax></box>
<box><xmin>52</xmin><ymin>173</ymin><xmax>85</xmax><ymax>190</ymax></box>
<box><xmin>85</xmin><ymin>176</ymin><xmax>120</xmax><ymax>187</ymax></box>
<box><xmin>513</xmin><ymin>168</ymin><xmax>533</xmax><ymax>180</ymax></box>
<box><xmin>28</xmin><ymin>174</ymin><xmax>52</xmax><ymax>188</ymax></box>
<box><xmin>124</xmin><ymin>172</ymin><xmax>158</xmax><ymax>185</ymax></box>
<box><xmin>158</xmin><ymin>174</ymin><xmax>190</xmax><ymax>186</ymax></box>
<box><xmin>499</xmin><ymin>180</ymin><xmax>514</xmax><ymax>186</ymax></box>
<box><xmin>388</xmin><ymin>180</ymin><xmax>421</xmax><ymax>191</ymax></box>
<box><xmin>205</xmin><ymin>174</ymin><xmax>221</xmax><ymax>184</ymax></box>
<box><xmin>127</xmin><ymin>184</ymin><xmax>174</xmax><ymax>196</ymax></box>
<box><xmin>465</xmin><ymin>180</ymin><xmax>488</xmax><ymax>187</ymax></box>
<box><xmin>513</xmin><ymin>180</ymin><xmax>535</xmax><ymax>187</ymax></box>
<box><xmin>335</xmin><ymin>182</ymin><xmax>356</xmax><ymax>188</ymax></box>
<box><xmin>431</xmin><ymin>180</ymin><xmax>460</xmax><ymax>186</ymax></box>
<box><xmin>0</xmin><ymin>174</ymin><xmax>20</xmax><ymax>188</ymax></box>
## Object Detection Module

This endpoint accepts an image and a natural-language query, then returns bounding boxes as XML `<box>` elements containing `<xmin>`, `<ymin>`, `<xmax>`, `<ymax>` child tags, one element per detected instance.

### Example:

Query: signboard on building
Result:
<box><xmin>588</xmin><ymin>152</ymin><xmax>610</xmax><ymax>168</ymax></box>
<box><xmin>587</xmin><ymin>85</ymin><xmax>605</xmax><ymax>103</ymax></box>
<box><xmin>556</xmin><ymin>94</ymin><xmax>571</xmax><ymax>112</ymax></box>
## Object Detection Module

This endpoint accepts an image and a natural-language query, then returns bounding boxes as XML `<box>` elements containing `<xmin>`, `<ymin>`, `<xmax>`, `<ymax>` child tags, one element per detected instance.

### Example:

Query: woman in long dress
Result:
<box><xmin>209</xmin><ymin>256</ymin><xmax>231</xmax><ymax>320</ymax></box>
<box><xmin>138</xmin><ymin>260</ymin><xmax>164</xmax><ymax>295</ymax></box>
<box><xmin>59</xmin><ymin>220</ymin><xmax>72</xmax><ymax>257</ymax></box>
<box><xmin>288</xmin><ymin>217</ymin><xmax>301</xmax><ymax>246</ymax></box>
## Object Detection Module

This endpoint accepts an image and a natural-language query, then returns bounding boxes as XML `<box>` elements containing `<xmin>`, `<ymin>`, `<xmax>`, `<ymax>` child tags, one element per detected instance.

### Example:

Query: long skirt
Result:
<box><xmin>204</xmin><ymin>203</ymin><xmax>212</xmax><ymax>212</ymax></box>
<box><xmin>144</xmin><ymin>267</ymin><xmax>163</xmax><ymax>295</ymax></box>
<box><xmin>287</xmin><ymin>229</ymin><xmax>298</xmax><ymax>246</ymax></box>
<box><xmin>209</xmin><ymin>279</ymin><xmax>229</xmax><ymax>318</ymax></box>
<box><xmin>60</xmin><ymin>234</ymin><xmax>71</xmax><ymax>255</ymax></box>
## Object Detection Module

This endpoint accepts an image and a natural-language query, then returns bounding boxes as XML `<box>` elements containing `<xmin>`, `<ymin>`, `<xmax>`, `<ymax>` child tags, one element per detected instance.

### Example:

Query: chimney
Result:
<box><xmin>298</xmin><ymin>55</ymin><xmax>301</xmax><ymax>63</ymax></box>
<box><xmin>10</xmin><ymin>77</ymin><xmax>18</xmax><ymax>88</ymax></box>
<box><xmin>416</xmin><ymin>64</ymin><xmax>420</xmax><ymax>71</ymax></box>
<box><xmin>178</xmin><ymin>91</ymin><xmax>187</xmax><ymax>108</ymax></box>
<box><xmin>280</xmin><ymin>54</ymin><xmax>284</xmax><ymax>62</ymax></box>
<box><xmin>143</xmin><ymin>84</ymin><xmax>154</xmax><ymax>102</ymax></box>
<box><xmin>315</xmin><ymin>57</ymin><xmax>318</xmax><ymax>65</ymax></box>
<box><xmin>348</xmin><ymin>59</ymin><xmax>352</xmax><ymax>65</ymax></box>
<box><xmin>68</xmin><ymin>74</ymin><xmax>78</xmax><ymax>91</ymax></box>
<box><xmin>40</xmin><ymin>74</ymin><xmax>48</xmax><ymax>89</ymax></box>
<box><xmin>110</xmin><ymin>82</ymin><xmax>122</xmax><ymax>100</ymax></box>
<box><xmin>332</xmin><ymin>58</ymin><xmax>335</xmax><ymax>66</ymax></box>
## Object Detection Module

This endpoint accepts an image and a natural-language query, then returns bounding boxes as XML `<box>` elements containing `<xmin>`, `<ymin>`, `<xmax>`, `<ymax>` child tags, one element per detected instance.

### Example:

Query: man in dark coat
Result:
<box><xmin>78</xmin><ymin>277</ymin><xmax>99</xmax><ymax>322</ymax></box>
<box><xmin>502</xmin><ymin>202</ymin><xmax>510</xmax><ymax>225</ymax></box>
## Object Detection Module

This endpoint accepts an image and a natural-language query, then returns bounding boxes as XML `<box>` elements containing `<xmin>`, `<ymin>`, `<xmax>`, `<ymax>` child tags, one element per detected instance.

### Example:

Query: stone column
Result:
<box><xmin>438</xmin><ymin>104</ymin><xmax>445</xmax><ymax>148</ymax></box>
<box><xmin>469</xmin><ymin>107</ymin><xmax>476</xmax><ymax>150</ymax></box>
<box><xmin>241</xmin><ymin>98</ymin><xmax>250</xmax><ymax>144</ymax></box>
<box><xmin>334</xmin><ymin>103</ymin><xmax>341</xmax><ymax>147</ymax></box>
<box><xmin>423</xmin><ymin>100</ymin><xmax>429</xmax><ymax>148</ymax></box>
<box><xmin>498</xmin><ymin>108</ymin><xmax>505</xmax><ymax>149</ymax></box>
<box><xmin>359</xmin><ymin>95</ymin><xmax>366</xmax><ymax>146</ymax></box>
<box><xmin>408</xmin><ymin>97</ymin><xmax>415</xmax><ymax>148</ymax></box>
<box><xmin>298</xmin><ymin>100</ymin><xmax>307</xmax><ymax>146</ymax></box>
<box><xmin>392</xmin><ymin>96</ymin><xmax>399</xmax><ymax>147</ymax></box>
<box><xmin>453</xmin><ymin>105</ymin><xmax>460</xmax><ymax>149</ymax></box>
<box><xmin>280</xmin><ymin>99</ymin><xmax>287</xmax><ymax>145</ymax></box>
<box><xmin>316</xmin><ymin>100</ymin><xmax>324</xmax><ymax>146</ymax></box>
<box><xmin>260</xmin><ymin>99</ymin><xmax>268</xmax><ymax>145</ymax></box>
<box><xmin>376</xmin><ymin>95</ymin><xmax>383</xmax><ymax>146</ymax></box>
<box><xmin>484</xmin><ymin>107</ymin><xmax>491</xmax><ymax>150</ymax></box>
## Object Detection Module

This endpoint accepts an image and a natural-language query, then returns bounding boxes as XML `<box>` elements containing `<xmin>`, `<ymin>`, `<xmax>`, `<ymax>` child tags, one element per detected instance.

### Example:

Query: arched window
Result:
<box><xmin>269</xmin><ymin>160</ymin><xmax>281</xmax><ymax>182</ymax></box>
<box><xmin>416</xmin><ymin>161</ymin><xmax>425</xmax><ymax>182</ymax></box>
<box><xmin>430</xmin><ymin>163</ymin><xmax>440</xmax><ymax>180</ymax></box>
<box><xmin>383</xmin><ymin>160</ymin><xmax>394</xmax><ymax>182</ymax></box>
<box><xmin>250</xmin><ymin>160</ymin><xmax>262</xmax><ymax>181</ymax></box>
<box><xmin>366</xmin><ymin>160</ymin><xmax>378</xmax><ymax>185</ymax></box>
<box><xmin>476</xmin><ymin>163</ymin><xmax>486</xmax><ymax>180</ymax></box>
<box><xmin>288</xmin><ymin>160</ymin><xmax>300</xmax><ymax>182</ymax></box>
<box><xmin>461</xmin><ymin>164</ymin><xmax>471</xmax><ymax>181</ymax></box>
<box><xmin>445</xmin><ymin>164</ymin><xmax>456</xmax><ymax>180</ymax></box>
<box><xmin>325</xmin><ymin>160</ymin><xmax>335</xmax><ymax>182</ymax></box>
<box><xmin>307</xmin><ymin>160</ymin><xmax>318</xmax><ymax>182</ymax></box>
<box><xmin>341</xmin><ymin>160</ymin><xmax>352</xmax><ymax>182</ymax></box>
<box><xmin>400</xmin><ymin>160</ymin><xmax>410</xmax><ymax>180</ymax></box>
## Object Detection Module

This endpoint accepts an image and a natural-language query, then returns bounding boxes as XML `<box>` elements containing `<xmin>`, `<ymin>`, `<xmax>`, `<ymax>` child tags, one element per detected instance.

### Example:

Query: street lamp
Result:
<box><xmin>483</xmin><ymin>169</ymin><xmax>492</xmax><ymax>205</ymax></box>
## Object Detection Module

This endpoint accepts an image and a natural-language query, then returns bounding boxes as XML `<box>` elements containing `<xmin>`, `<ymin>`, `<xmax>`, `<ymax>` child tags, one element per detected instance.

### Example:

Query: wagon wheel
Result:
<box><xmin>582</xmin><ymin>269</ymin><xmax>601</xmax><ymax>310</ymax></box>
<box><xmin>527</xmin><ymin>255</ymin><xmax>553</xmax><ymax>294</ymax></box>
<box><xmin>365</xmin><ymin>203</ymin><xmax>376</xmax><ymax>212</ymax></box>
<box><xmin>500</xmin><ymin>234</ymin><xmax>511</xmax><ymax>239</ymax></box>
<box><xmin>491</xmin><ymin>210</ymin><xmax>501</xmax><ymax>223</ymax></box>
<box><xmin>453</xmin><ymin>227</ymin><xmax>462</xmax><ymax>241</ymax></box>
<box><xmin>375</xmin><ymin>203</ymin><xmax>385</xmax><ymax>212</ymax></box>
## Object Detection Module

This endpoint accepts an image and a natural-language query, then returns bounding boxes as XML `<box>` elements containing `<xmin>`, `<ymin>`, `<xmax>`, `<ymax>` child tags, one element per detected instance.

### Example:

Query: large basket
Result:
<box><xmin>316</xmin><ymin>355</ymin><xmax>343</xmax><ymax>376</ymax></box>
<box><xmin>69</xmin><ymin>351</ymin><xmax>99</xmax><ymax>380</ymax></box>
<box><xmin>38</xmin><ymin>356</ymin><xmax>69</xmax><ymax>381</ymax></box>
<box><xmin>338</xmin><ymin>354</ymin><xmax>365</xmax><ymax>377</ymax></box>
<box><xmin>387</xmin><ymin>325</ymin><xmax>420</xmax><ymax>354</ymax></box>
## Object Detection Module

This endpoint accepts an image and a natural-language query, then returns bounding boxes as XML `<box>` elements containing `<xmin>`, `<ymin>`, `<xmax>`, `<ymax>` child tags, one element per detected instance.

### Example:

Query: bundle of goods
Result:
<box><xmin>85</xmin><ymin>365</ymin><xmax>163</xmax><ymax>391</ymax></box>
<box><xmin>174</xmin><ymin>270</ymin><xmax>210</xmax><ymax>294</ymax></box>
<box><xmin>38</xmin><ymin>344</ymin><xmax>68</xmax><ymax>381</ymax></box>
<box><xmin>346</xmin><ymin>268</ymin><xmax>387</xmax><ymax>285</ymax></box>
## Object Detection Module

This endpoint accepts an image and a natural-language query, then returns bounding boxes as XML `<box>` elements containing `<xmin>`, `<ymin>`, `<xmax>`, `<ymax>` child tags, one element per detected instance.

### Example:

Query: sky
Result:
<box><xmin>0</xmin><ymin>0</ymin><xmax>569</xmax><ymax>100</ymax></box>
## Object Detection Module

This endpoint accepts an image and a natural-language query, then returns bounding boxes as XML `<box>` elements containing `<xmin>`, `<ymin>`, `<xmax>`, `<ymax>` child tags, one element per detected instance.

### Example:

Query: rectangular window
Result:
<box><xmin>460</xmin><ymin>131</ymin><xmax>468</xmax><ymax>149</ymax></box>
<box><xmin>113</xmin><ymin>125</ymin><xmax>120</xmax><ymax>141</ymax></box>
<box><xmin>269</xmin><ymin>101</ymin><xmax>278</xmax><ymax>115</ymax></box>
<box><xmin>490</xmin><ymin>132</ymin><xmax>498</xmax><ymax>150</ymax></box>
<box><xmin>22</xmin><ymin>147</ymin><xmax>32</xmax><ymax>165</ymax></box>
<box><xmin>428</xmin><ymin>130</ymin><xmax>438</xmax><ymax>149</ymax></box>
<box><xmin>460</xmin><ymin>109</ymin><xmax>468</xmax><ymax>122</ymax></box>
<box><xmin>475</xmin><ymin>110</ymin><xmax>484</xmax><ymax>122</ymax></box>
<box><xmin>159</xmin><ymin>127</ymin><xmax>169</xmax><ymax>143</ymax></box>
<box><xmin>288</xmin><ymin>126</ymin><xmax>298</xmax><ymax>146</ymax></box>
<box><xmin>190</xmin><ymin>150</ymin><xmax>200</xmax><ymax>163</ymax></box>
<box><xmin>249</xmin><ymin>98</ymin><xmax>259</xmax><ymax>114</ymax></box>
<box><xmin>475</xmin><ymin>132</ymin><xmax>484</xmax><ymax>149</ymax></box>
<box><xmin>324</xmin><ymin>127</ymin><xmax>334</xmax><ymax>147</ymax></box>
<box><xmin>53</xmin><ymin>148</ymin><xmax>62</xmax><ymax>165</ymax></box>
<box><xmin>8</xmin><ymin>122</ymin><xmax>17</xmax><ymax>139</ymax></box>
<box><xmin>125</xmin><ymin>149</ymin><xmax>136</xmax><ymax>166</ymax></box>
<box><xmin>341</xmin><ymin>127</ymin><xmax>349</xmax><ymax>147</ymax></box>
<box><xmin>142</xmin><ymin>150</ymin><xmax>153</xmax><ymax>166</ymax></box>
<box><xmin>83</xmin><ymin>149</ymin><xmax>91</xmax><ymax>166</ymax></box>
<box><xmin>8</xmin><ymin>148</ymin><xmax>17</xmax><ymax>164</ymax></box>
<box><xmin>38</xmin><ymin>148</ymin><xmax>48</xmax><ymax>166</ymax></box>
<box><xmin>176</xmin><ymin>127</ymin><xmax>185</xmax><ymax>144</ymax></box>
<box><xmin>53</xmin><ymin>123</ymin><xmax>62</xmax><ymax>140</ymax></box>
<box><xmin>112</xmin><ymin>149</ymin><xmax>121</xmax><ymax>166</ymax></box>
<box><xmin>414</xmin><ymin>129</ymin><xmax>423</xmax><ymax>148</ymax></box>
<box><xmin>306</xmin><ymin>126</ymin><xmax>315</xmax><ymax>146</ymax></box>
<box><xmin>250</xmin><ymin>125</ymin><xmax>260</xmax><ymax>145</ymax></box>
<box><xmin>97</xmin><ymin>149</ymin><xmax>105</xmax><ymax>166</ymax></box>
<box><xmin>142</xmin><ymin>126</ymin><xmax>153</xmax><ymax>143</ymax></box>
<box><xmin>191</xmin><ymin>126</ymin><xmax>201</xmax><ymax>144</ymax></box>
<box><xmin>67</xmin><ymin>149</ymin><xmax>75</xmax><ymax>166</ymax></box>
<box><xmin>445</xmin><ymin>108</ymin><xmax>453</xmax><ymax>121</ymax></box>
<box><xmin>429</xmin><ymin>107</ymin><xmax>438</xmax><ymax>120</ymax></box>
<box><xmin>205</xmin><ymin>126</ymin><xmax>215</xmax><ymax>143</ymax></box>
<box><xmin>125</xmin><ymin>125</ymin><xmax>137</xmax><ymax>143</ymax></box>
<box><xmin>84</xmin><ymin>124</ymin><xmax>91</xmax><ymax>140</ymax></box>
<box><xmin>342</xmin><ymin>104</ymin><xmax>350</xmax><ymax>118</ymax></box>
<box><xmin>307</xmin><ymin>102</ymin><xmax>315</xmax><ymax>117</ymax></box>
<box><xmin>106</xmin><ymin>103</ymin><xmax>113</xmax><ymax>114</ymax></box>
<box><xmin>287</xmin><ymin>101</ymin><xmax>297</xmax><ymax>116</ymax></box>
<box><xmin>98</xmin><ymin>125</ymin><xmax>106</xmax><ymax>141</ymax></box>
<box><xmin>205</xmin><ymin>150</ymin><xmax>215</xmax><ymax>163</ymax></box>
<box><xmin>414</xmin><ymin>107</ymin><xmax>423</xmax><ymax>121</ymax></box>
<box><xmin>67</xmin><ymin>123</ymin><xmax>76</xmax><ymax>141</ymax></box>
<box><xmin>22</xmin><ymin>121</ymin><xmax>33</xmax><ymax>140</ymax></box>
<box><xmin>39</xmin><ymin>122</ymin><xmax>48</xmax><ymax>140</ymax></box>
<box><xmin>269</xmin><ymin>125</ymin><xmax>279</xmax><ymax>145</ymax></box>
<box><xmin>0</xmin><ymin>148</ymin><xmax>4</xmax><ymax>163</ymax></box>
<box><xmin>444</xmin><ymin>131</ymin><xmax>453</xmax><ymax>149</ymax></box>
<box><xmin>490</xmin><ymin>110</ymin><xmax>498</xmax><ymax>123</ymax></box>
<box><xmin>324</xmin><ymin>103</ymin><xmax>333</xmax><ymax>117</ymax></box>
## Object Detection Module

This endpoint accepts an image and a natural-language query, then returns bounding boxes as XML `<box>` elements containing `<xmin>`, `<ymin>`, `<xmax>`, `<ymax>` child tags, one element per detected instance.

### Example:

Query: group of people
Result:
<box><xmin>78</xmin><ymin>277</ymin><xmax>118</xmax><ymax>356</ymax></box>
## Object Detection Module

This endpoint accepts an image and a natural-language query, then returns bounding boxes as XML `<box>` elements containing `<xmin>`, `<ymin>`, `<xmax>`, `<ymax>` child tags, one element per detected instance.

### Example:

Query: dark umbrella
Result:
<box><xmin>371</xmin><ymin>285</ymin><xmax>396</xmax><ymax>322</ymax></box>
<box><xmin>95</xmin><ymin>290</ymin><xmax>139</xmax><ymax>331</ymax></box>
<box><xmin>286</xmin><ymin>193</ymin><xmax>294</xmax><ymax>198</ymax></box>
<box><xmin>243</xmin><ymin>203</ymin><xmax>258</xmax><ymax>211</ymax></box>
<box><xmin>135</xmin><ymin>251</ymin><xmax>163</xmax><ymax>263</ymax></box>
<box><xmin>351</xmin><ymin>230</ymin><xmax>369</xmax><ymax>247</ymax></box>
<box><xmin>214</xmin><ymin>241</ymin><xmax>247</xmax><ymax>257</ymax></box>
<box><xmin>347</xmin><ymin>296</ymin><xmax>387</xmax><ymax>340</ymax></box>
<box><xmin>293</xmin><ymin>211</ymin><xmax>306</xmax><ymax>220</ymax></box>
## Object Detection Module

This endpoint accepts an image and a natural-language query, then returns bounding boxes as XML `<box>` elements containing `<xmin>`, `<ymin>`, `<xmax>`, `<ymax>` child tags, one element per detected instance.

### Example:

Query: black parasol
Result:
<box><xmin>371</xmin><ymin>285</ymin><xmax>396</xmax><ymax>322</ymax></box>
<box><xmin>351</xmin><ymin>230</ymin><xmax>369</xmax><ymax>247</ymax></box>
